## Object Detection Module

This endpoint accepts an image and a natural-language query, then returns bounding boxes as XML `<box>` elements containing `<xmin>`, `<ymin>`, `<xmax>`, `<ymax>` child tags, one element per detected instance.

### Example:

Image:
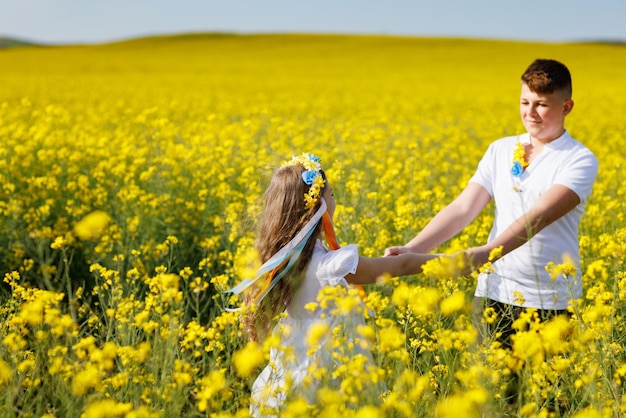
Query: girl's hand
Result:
<box><xmin>384</xmin><ymin>246</ymin><xmax>411</xmax><ymax>256</ymax></box>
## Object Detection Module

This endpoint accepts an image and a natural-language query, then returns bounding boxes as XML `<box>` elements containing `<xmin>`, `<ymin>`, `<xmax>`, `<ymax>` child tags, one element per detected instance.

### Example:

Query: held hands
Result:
<box><xmin>384</xmin><ymin>244</ymin><xmax>496</xmax><ymax>277</ymax></box>
<box><xmin>452</xmin><ymin>246</ymin><xmax>494</xmax><ymax>277</ymax></box>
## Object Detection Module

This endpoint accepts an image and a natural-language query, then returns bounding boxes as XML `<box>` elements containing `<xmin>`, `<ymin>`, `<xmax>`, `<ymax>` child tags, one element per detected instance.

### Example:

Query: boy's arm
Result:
<box><xmin>467</xmin><ymin>184</ymin><xmax>580</xmax><ymax>267</ymax></box>
<box><xmin>345</xmin><ymin>253</ymin><xmax>440</xmax><ymax>285</ymax></box>
<box><xmin>385</xmin><ymin>183</ymin><xmax>492</xmax><ymax>255</ymax></box>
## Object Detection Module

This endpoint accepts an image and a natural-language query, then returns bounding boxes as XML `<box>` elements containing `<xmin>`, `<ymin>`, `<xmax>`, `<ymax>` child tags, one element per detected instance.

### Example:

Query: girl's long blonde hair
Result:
<box><xmin>244</xmin><ymin>164</ymin><xmax>326</xmax><ymax>342</ymax></box>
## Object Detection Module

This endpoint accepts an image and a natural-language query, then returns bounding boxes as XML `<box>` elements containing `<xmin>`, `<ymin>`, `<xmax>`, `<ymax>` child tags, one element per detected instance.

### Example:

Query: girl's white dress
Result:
<box><xmin>250</xmin><ymin>239</ymin><xmax>378</xmax><ymax>417</ymax></box>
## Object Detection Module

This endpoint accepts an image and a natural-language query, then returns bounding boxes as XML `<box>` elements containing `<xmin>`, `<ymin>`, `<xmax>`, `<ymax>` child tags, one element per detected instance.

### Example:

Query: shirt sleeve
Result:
<box><xmin>315</xmin><ymin>244</ymin><xmax>359</xmax><ymax>286</ymax></box>
<box><xmin>555</xmin><ymin>149</ymin><xmax>599</xmax><ymax>202</ymax></box>
<box><xmin>468</xmin><ymin>143</ymin><xmax>496</xmax><ymax>197</ymax></box>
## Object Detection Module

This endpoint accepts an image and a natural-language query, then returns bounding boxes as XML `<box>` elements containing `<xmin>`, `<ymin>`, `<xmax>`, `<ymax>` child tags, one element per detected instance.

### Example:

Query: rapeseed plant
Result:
<box><xmin>0</xmin><ymin>34</ymin><xmax>624</xmax><ymax>416</ymax></box>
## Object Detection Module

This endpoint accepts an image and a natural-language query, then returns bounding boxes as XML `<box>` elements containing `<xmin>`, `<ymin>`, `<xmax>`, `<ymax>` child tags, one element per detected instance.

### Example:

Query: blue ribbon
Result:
<box><xmin>224</xmin><ymin>199</ymin><xmax>327</xmax><ymax>305</ymax></box>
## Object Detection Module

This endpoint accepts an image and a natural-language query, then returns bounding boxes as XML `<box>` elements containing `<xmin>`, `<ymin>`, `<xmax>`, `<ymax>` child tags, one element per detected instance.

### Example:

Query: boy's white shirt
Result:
<box><xmin>469</xmin><ymin>130</ymin><xmax>598</xmax><ymax>310</ymax></box>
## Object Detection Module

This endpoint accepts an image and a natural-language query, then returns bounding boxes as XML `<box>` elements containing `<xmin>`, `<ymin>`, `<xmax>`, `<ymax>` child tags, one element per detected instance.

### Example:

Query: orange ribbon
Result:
<box><xmin>252</xmin><ymin>259</ymin><xmax>288</xmax><ymax>305</ymax></box>
<box><xmin>322</xmin><ymin>211</ymin><xmax>366</xmax><ymax>299</ymax></box>
<box><xmin>253</xmin><ymin>208</ymin><xmax>366</xmax><ymax>305</ymax></box>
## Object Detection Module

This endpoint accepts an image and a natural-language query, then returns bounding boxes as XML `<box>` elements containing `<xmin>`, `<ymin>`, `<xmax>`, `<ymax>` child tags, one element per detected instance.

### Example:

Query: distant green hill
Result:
<box><xmin>0</xmin><ymin>37</ymin><xmax>40</xmax><ymax>48</ymax></box>
<box><xmin>1</xmin><ymin>32</ymin><xmax>624</xmax><ymax>50</ymax></box>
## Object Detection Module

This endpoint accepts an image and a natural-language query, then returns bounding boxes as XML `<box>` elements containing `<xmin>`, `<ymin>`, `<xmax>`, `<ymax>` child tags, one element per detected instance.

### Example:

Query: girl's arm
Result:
<box><xmin>345</xmin><ymin>253</ymin><xmax>440</xmax><ymax>285</ymax></box>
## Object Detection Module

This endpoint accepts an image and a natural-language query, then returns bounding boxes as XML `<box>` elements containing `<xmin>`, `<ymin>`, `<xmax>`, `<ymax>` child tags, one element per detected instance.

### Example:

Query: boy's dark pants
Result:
<box><xmin>471</xmin><ymin>297</ymin><xmax>570</xmax><ymax>405</ymax></box>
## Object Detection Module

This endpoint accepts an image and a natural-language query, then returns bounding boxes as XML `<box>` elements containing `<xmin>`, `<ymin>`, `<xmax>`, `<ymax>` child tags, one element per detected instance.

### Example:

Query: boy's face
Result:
<box><xmin>520</xmin><ymin>83</ymin><xmax>574</xmax><ymax>143</ymax></box>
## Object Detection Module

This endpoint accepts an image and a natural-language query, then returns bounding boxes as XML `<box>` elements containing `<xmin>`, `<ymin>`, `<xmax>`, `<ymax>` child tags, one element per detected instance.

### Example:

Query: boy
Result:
<box><xmin>386</xmin><ymin>59</ymin><xmax>598</xmax><ymax>347</ymax></box>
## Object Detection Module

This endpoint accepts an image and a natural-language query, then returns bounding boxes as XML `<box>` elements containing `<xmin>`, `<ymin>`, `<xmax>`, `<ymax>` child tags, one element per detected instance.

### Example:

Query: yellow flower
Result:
<box><xmin>189</xmin><ymin>277</ymin><xmax>209</xmax><ymax>294</ymax></box>
<box><xmin>571</xmin><ymin>407</ymin><xmax>602</xmax><ymax>418</ymax></box>
<box><xmin>412</xmin><ymin>287</ymin><xmax>441</xmax><ymax>316</ymax></box>
<box><xmin>488</xmin><ymin>245</ymin><xmax>503</xmax><ymax>261</ymax></box>
<box><xmin>540</xmin><ymin>314</ymin><xmax>573</xmax><ymax>355</ymax></box>
<box><xmin>306</xmin><ymin>321</ymin><xmax>330</xmax><ymax>348</ymax></box>
<box><xmin>195</xmin><ymin>369</ymin><xmax>229</xmax><ymax>412</ymax></box>
<box><xmin>436</xmin><ymin>390</ymin><xmax>486</xmax><ymax>418</ymax></box>
<box><xmin>422</xmin><ymin>254</ymin><xmax>465</xmax><ymax>278</ymax></box>
<box><xmin>72</xmin><ymin>364</ymin><xmax>100</xmax><ymax>396</ymax></box>
<box><xmin>2</xmin><ymin>332</ymin><xmax>27</xmax><ymax>351</ymax></box>
<box><xmin>356</xmin><ymin>324</ymin><xmax>376</xmax><ymax>343</ymax></box>
<box><xmin>50</xmin><ymin>235</ymin><xmax>66</xmax><ymax>250</ymax></box>
<box><xmin>18</xmin><ymin>299</ymin><xmax>45</xmax><ymax>326</ymax></box>
<box><xmin>518</xmin><ymin>402</ymin><xmax>537</xmax><ymax>416</ymax></box>
<box><xmin>482</xmin><ymin>306</ymin><xmax>498</xmax><ymax>324</ymax></box>
<box><xmin>0</xmin><ymin>358</ymin><xmax>13</xmax><ymax>385</ymax></box>
<box><xmin>74</xmin><ymin>210</ymin><xmax>111</xmax><ymax>240</ymax></box>
<box><xmin>17</xmin><ymin>358</ymin><xmax>35</xmax><ymax>373</ymax></box>
<box><xmin>336</xmin><ymin>292</ymin><xmax>361</xmax><ymax>315</ymax></box>
<box><xmin>283</xmin><ymin>398</ymin><xmax>312</xmax><ymax>418</ymax></box>
<box><xmin>81</xmin><ymin>399</ymin><xmax>133</xmax><ymax>418</ymax></box>
<box><xmin>511</xmin><ymin>330</ymin><xmax>544</xmax><ymax>369</ymax></box>
<box><xmin>545</xmin><ymin>253</ymin><xmax>578</xmax><ymax>281</ymax></box>
<box><xmin>550</xmin><ymin>356</ymin><xmax>572</xmax><ymax>373</ymax></box>
<box><xmin>511</xmin><ymin>140</ymin><xmax>528</xmax><ymax>177</ymax></box>
<box><xmin>440</xmin><ymin>291</ymin><xmax>466</xmax><ymax>316</ymax></box>
<box><xmin>391</xmin><ymin>282</ymin><xmax>410</xmax><ymax>307</ymax></box>
<box><xmin>210</xmin><ymin>274</ymin><xmax>229</xmax><ymax>291</ymax></box>
<box><xmin>173</xmin><ymin>359</ymin><xmax>193</xmax><ymax>386</ymax></box>
<box><xmin>232</xmin><ymin>341</ymin><xmax>264</xmax><ymax>378</ymax></box>
<box><xmin>355</xmin><ymin>405</ymin><xmax>384</xmax><ymax>418</ymax></box>
<box><xmin>377</xmin><ymin>323</ymin><xmax>405</xmax><ymax>353</ymax></box>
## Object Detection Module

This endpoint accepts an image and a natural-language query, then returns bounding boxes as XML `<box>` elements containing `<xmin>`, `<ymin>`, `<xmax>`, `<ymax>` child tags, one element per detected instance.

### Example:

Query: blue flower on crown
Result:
<box><xmin>302</xmin><ymin>170</ymin><xmax>318</xmax><ymax>185</ymax></box>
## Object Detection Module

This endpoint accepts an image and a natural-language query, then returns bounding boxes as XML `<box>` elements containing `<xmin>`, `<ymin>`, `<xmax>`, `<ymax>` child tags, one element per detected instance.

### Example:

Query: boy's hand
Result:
<box><xmin>452</xmin><ymin>247</ymin><xmax>492</xmax><ymax>276</ymax></box>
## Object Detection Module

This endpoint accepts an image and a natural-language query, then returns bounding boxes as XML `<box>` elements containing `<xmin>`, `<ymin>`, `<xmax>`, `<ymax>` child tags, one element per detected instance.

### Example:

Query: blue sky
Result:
<box><xmin>1</xmin><ymin>0</ymin><xmax>625</xmax><ymax>44</ymax></box>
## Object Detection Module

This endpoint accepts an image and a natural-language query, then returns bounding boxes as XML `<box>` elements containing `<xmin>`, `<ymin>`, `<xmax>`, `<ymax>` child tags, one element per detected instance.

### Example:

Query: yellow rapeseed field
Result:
<box><xmin>1</xmin><ymin>34</ymin><xmax>625</xmax><ymax>417</ymax></box>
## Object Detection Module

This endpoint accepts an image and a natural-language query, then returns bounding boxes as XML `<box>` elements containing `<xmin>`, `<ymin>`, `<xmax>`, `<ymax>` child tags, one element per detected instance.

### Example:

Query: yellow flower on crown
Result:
<box><xmin>283</xmin><ymin>153</ymin><xmax>325</xmax><ymax>210</ymax></box>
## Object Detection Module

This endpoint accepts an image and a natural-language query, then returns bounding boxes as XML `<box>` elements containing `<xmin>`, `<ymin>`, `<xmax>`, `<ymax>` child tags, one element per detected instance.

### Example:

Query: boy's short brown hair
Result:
<box><xmin>521</xmin><ymin>59</ymin><xmax>572</xmax><ymax>98</ymax></box>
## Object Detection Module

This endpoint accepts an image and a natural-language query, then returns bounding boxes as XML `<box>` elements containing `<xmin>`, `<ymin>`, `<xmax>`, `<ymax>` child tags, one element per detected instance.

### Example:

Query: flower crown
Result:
<box><xmin>511</xmin><ymin>141</ymin><xmax>529</xmax><ymax>177</ymax></box>
<box><xmin>283</xmin><ymin>153</ymin><xmax>325</xmax><ymax>210</ymax></box>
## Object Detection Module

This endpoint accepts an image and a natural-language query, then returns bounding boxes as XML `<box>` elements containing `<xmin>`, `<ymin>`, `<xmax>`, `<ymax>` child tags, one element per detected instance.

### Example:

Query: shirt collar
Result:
<box><xmin>545</xmin><ymin>130</ymin><xmax>572</xmax><ymax>150</ymax></box>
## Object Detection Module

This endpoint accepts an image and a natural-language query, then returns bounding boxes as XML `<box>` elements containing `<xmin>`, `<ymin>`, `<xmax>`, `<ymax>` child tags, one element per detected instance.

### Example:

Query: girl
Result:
<box><xmin>229</xmin><ymin>153</ymin><xmax>438</xmax><ymax>416</ymax></box>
